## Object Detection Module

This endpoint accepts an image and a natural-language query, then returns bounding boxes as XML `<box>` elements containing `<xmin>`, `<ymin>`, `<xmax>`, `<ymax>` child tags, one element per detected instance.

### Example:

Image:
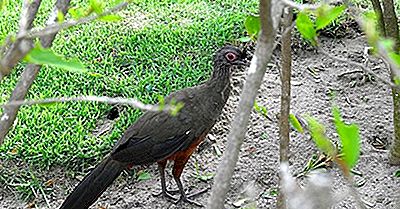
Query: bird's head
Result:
<box><xmin>213</xmin><ymin>45</ymin><xmax>248</xmax><ymax>70</ymax></box>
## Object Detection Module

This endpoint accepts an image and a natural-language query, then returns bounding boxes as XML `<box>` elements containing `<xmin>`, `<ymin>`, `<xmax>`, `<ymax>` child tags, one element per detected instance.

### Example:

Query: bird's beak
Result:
<box><xmin>233</xmin><ymin>60</ymin><xmax>250</xmax><ymax>67</ymax></box>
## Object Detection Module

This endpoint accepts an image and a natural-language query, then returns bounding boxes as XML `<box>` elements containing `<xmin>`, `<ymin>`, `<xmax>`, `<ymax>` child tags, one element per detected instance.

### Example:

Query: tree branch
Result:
<box><xmin>0</xmin><ymin>0</ymin><xmax>71</xmax><ymax>144</ymax></box>
<box><xmin>0</xmin><ymin>96</ymin><xmax>170</xmax><ymax>112</ymax></box>
<box><xmin>23</xmin><ymin>2</ymin><xmax>128</xmax><ymax>40</ymax></box>
<box><xmin>381</xmin><ymin>0</ymin><xmax>399</xmax><ymax>50</ymax></box>
<box><xmin>207</xmin><ymin>0</ymin><xmax>282</xmax><ymax>208</ymax></box>
<box><xmin>277</xmin><ymin>7</ymin><xmax>293</xmax><ymax>209</ymax></box>
<box><xmin>0</xmin><ymin>0</ymin><xmax>41</xmax><ymax>79</ymax></box>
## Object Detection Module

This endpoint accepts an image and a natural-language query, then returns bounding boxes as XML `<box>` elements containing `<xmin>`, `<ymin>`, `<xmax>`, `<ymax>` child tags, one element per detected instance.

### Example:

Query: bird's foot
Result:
<box><xmin>152</xmin><ymin>189</ymin><xmax>179</xmax><ymax>200</ymax></box>
<box><xmin>174</xmin><ymin>188</ymin><xmax>209</xmax><ymax>207</ymax></box>
<box><xmin>175</xmin><ymin>196</ymin><xmax>203</xmax><ymax>207</ymax></box>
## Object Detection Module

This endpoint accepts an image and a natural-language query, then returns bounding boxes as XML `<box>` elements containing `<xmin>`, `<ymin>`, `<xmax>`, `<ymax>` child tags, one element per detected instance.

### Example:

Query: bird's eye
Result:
<box><xmin>225</xmin><ymin>52</ymin><xmax>237</xmax><ymax>62</ymax></box>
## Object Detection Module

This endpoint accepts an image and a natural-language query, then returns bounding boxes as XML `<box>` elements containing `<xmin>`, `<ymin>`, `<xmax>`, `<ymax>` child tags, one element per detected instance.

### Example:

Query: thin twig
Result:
<box><xmin>0</xmin><ymin>96</ymin><xmax>170</xmax><ymax>112</ymax></box>
<box><xmin>318</xmin><ymin>47</ymin><xmax>399</xmax><ymax>89</ymax></box>
<box><xmin>22</xmin><ymin>2</ymin><xmax>128</xmax><ymax>40</ymax></box>
<box><xmin>337</xmin><ymin>70</ymin><xmax>364</xmax><ymax>78</ymax></box>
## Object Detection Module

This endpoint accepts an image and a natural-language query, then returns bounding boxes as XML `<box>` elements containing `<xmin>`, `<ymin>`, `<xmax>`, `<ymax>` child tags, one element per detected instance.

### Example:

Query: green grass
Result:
<box><xmin>0</xmin><ymin>0</ymin><xmax>258</xmax><ymax>175</ymax></box>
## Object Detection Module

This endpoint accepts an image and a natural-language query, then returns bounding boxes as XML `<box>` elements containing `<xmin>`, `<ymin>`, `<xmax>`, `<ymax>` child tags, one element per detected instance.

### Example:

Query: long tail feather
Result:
<box><xmin>60</xmin><ymin>157</ymin><xmax>125</xmax><ymax>209</ymax></box>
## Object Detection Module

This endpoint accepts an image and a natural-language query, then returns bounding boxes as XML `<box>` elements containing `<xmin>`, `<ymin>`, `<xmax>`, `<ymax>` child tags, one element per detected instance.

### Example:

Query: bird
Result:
<box><xmin>60</xmin><ymin>45</ymin><xmax>248</xmax><ymax>209</ymax></box>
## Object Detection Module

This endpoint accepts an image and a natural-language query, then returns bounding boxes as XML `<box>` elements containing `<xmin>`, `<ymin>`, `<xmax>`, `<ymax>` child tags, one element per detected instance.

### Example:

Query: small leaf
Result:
<box><xmin>388</xmin><ymin>52</ymin><xmax>400</xmax><ymax>68</ymax></box>
<box><xmin>254</xmin><ymin>102</ymin><xmax>268</xmax><ymax>118</ymax></box>
<box><xmin>0</xmin><ymin>0</ymin><xmax>7</xmax><ymax>11</ymax></box>
<box><xmin>362</xmin><ymin>12</ymin><xmax>379</xmax><ymax>47</ymax></box>
<box><xmin>380</xmin><ymin>39</ymin><xmax>395</xmax><ymax>51</ymax></box>
<box><xmin>24</xmin><ymin>44</ymin><xmax>86</xmax><ymax>73</ymax></box>
<box><xmin>57</xmin><ymin>10</ymin><xmax>65</xmax><ymax>23</ymax></box>
<box><xmin>89</xmin><ymin>0</ymin><xmax>104</xmax><ymax>14</ymax></box>
<box><xmin>170</xmin><ymin>102</ymin><xmax>184</xmax><ymax>116</ymax></box>
<box><xmin>315</xmin><ymin>5</ymin><xmax>346</xmax><ymax>30</ymax></box>
<box><xmin>9</xmin><ymin>148</ymin><xmax>18</xmax><ymax>155</ymax></box>
<box><xmin>269</xmin><ymin>189</ymin><xmax>278</xmax><ymax>196</ymax></box>
<box><xmin>239</xmin><ymin>36</ymin><xmax>252</xmax><ymax>43</ymax></box>
<box><xmin>111</xmin><ymin>0</ymin><xmax>123</xmax><ymax>6</ymax></box>
<box><xmin>306</xmin><ymin>116</ymin><xmax>335</xmax><ymax>156</ymax></box>
<box><xmin>137</xmin><ymin>171</ymin><xmax>151</xmax><ymax>181</ymax></box>
<box><xmin>333</xmin><ymin>106</ymin><xmax>360</xmax><ymax>169</ymax></box>
<box><xmin>296</xmin><ymin>12</ymin><xmax>317</xmax><ymax>45</ymax></box>
<box><xmin>87</xmin><ymin>72</ymin><xmax>104</xmax><ymax>77</ymax></box>
<box><xmin>68</xmin><ymin>7</ymin><xmax>86</xmax><ymax>19</ymax></box>
<box><xmin>99</xmin><ymin>14</ymin><xmax>122</xmax><ymax>22</ymax></box>
<box><xmin>394</xmin><ymin>76</ymin><xmax>400</xmax><ymax>85</ymax></box>
<box><xmin>244</xmin><ymin>15</ymin><xmax>261</xmax><ymax>38</ymax></box>
<box><xmin>38</xmin><ymin>102</ymin><xmax>58</xmax><ymax>107</ymax></box>
<box><xmin>157</xmin><ymin>95</ymin><xmax>165</xmax><ymax>111</ymax></box>
<box><xmin>289</xmin><ymin>114</ymin><xmax>304</xmax><ymax>133</ymax></box>
<box><xmin>44</xmin><ymin>179</ymin><xmax>55</xmax><ymax>187</ymax></box>
<box><xmin>198</xmin><ymin>173</ymin><xmax>214</xmax><ymax>181</ymax></box>
<box><xmin>395</xmin><ymin>170</ymin><xmax>400</xmax><ymax>177</ymax></box>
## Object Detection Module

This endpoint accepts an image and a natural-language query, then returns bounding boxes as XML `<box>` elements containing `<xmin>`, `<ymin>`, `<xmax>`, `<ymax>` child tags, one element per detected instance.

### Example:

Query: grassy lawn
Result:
<box><xmin>0</xmin><ymin>0</ymin><xmax>257</xmax><ymax>176</ymax></box>
<box><xmin>2</xmin><ymin>0</ymin><xmax>397</xmax><ymax>200</ymax></box>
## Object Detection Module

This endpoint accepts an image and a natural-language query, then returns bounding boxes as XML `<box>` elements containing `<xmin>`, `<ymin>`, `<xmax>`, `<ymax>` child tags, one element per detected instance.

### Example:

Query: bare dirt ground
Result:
<box><xmin>1</xmin><ymin>29</ymin><xmax>400</xmax><ymax>208</ymax></box>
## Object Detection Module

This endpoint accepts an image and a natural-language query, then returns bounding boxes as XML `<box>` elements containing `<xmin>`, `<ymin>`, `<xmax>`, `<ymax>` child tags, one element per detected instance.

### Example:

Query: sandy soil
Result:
<box><xmin>1</xmin><ymin>30</ymin><xmax>399</xmax><ymax>209</ymax></box>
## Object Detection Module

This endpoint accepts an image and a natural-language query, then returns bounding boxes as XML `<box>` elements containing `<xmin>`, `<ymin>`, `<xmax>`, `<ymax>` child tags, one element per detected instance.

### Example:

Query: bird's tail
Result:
<box><xmin>60</xmin><ymin>156</ymin><xmax>125</xmax><ymax>209</ymax></box>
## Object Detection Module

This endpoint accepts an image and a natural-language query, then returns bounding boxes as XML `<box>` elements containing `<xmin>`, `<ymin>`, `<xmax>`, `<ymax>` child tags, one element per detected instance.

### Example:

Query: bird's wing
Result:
<box><xmin>110</xmin><ymin>90</ymin><xmax>201</xmax><ymax>164</ymax></box>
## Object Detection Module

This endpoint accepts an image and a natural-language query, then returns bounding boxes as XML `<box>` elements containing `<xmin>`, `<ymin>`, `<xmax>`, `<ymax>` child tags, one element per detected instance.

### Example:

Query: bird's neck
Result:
<box><xmin>206</xmin><ymin>66</ymin><xmax>231</xmax><ymax>95</ymax></box>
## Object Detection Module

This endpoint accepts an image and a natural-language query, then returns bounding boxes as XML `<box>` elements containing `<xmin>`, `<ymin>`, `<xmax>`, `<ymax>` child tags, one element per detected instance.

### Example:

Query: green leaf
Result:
<box><xmin>68</xmin><ymin>7</ymin><xmax>86</xmax><ymax>19</ymax></box>
<box><xmin>394</xmin><ymin>76</ymin><xmax>400</xmax><ymax>85</ymax></box>
<box><xmin>362</xmin><ymin>12</ymin><xmax>379</xmax><ymax>47</ymax></box>
<box><xmin>99</xmin><ymin>14</ymin><xmax>122</xmax><ymax>22</ymax></box>
<box><xmin>333</xmin><ymin>106</ymin><xmax>360</xmax><ymax>169</ymax></box>
<box><xmin>111</xmin><ymin>0</ymin><xmax>123</xmax><ymax>6</ymax></box>
<box><xmin>254</xmin><ymin>101</ymin><xmax>268</xmax><ymax>118</ymax></box>
<box><xmin>306</xmin><ymin>116</ymin><xmax>335</xmax><ymax>156</ymax></box>
<box><xmin>315</xmin><ymin>5</ymin><xmax>346</xmax><ymax>30</ymax></box>
<box><xmin>198</xmin><ymin>173</ymin><xmax>214</xmax><ymax>181</ymax></box>
<box><xmin>244</xmin><ymin>15</ymin><xmax>261</xmax><ymax>38</ymax></box>
<box><xmin>57</xmin><ymin>10</ymin><xmax>65</xmax><ymax>23</ymax></box>
<box><xmin>388</xmin><ymin>52</ymin><xmax>400</xmax><ymax>68</ymax></box>
<box><xmin>38</xmin><ymin>102</ymin><xmax>58</xmax><ymax>107</ymax></box>
<box><xmin>89</xmin><ymin>0</ymin><xmax>104</xmax><ymax>14</ymax></box>
<box><xmin>87</xmin><ymin>72</ymin><xmax>104</xmax><ymax>77</ymax></box>
<box><xmin>289</xmin><ymin>114</ymin><xmax>304</xmax><ymax>133</ymax></box>
<box><xmin>137</xmin><ymin>171</ymin><xmax>151</xmax><ymax>181</ymax></box>
<box><xmin>0</xmin><ymin>0</ymin><xmax>7</xmax><ymax>11</ymax></box>
<box><xmin>296</xmin><ymin>12</ymin><xmax>317</xmax><ymax>45</ymax></box>
<box><xmin>170</xmin><ymin>102</ymin><xmax>184</xmax><ymax>116</ymax></box>
<box><xmin>239</xmin><ymin>36</ymin><xmax>252</xmax><ymax>43</ymax></box>
<box><xmin>24</xmin><ymin>45</ymin><xmax>86</xmax><ymax>73</ymax></box>
<box><xmin>395</xmin><ymin>170</ymin><xmax>400</xmax><ymax>177</ymax></box>
<box><xmin>381</xmin><ymin>39</ymin><xmax>395</xmax><ymax>51</ymax></box>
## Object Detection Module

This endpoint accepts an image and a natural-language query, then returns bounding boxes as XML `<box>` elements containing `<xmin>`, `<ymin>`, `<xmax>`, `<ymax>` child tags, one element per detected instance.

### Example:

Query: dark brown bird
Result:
<box><xmin>60</xmin><ymin>45</ymin><xmax>247</xmax><ymax>209</ymax></box>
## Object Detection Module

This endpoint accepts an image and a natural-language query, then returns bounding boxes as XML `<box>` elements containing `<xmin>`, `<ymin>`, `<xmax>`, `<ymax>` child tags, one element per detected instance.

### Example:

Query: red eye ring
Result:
<box><xmin>225</xmin><ymin>52</ymin><xmax>237</xmax><ymax>62</ymax></box>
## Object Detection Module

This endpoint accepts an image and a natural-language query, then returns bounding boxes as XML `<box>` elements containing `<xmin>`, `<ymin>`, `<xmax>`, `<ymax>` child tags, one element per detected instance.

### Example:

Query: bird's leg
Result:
<box><xmin>172</xmin><ymin>158</ymin><xmax>207</xmax><ymax>207</ymax></box>
<box><xmin>173</xmin><ymin>176</ymin><xmax>207</xmax><ymax>207</ymax></box>
<box><xmin>152</xmin><ymin>161</ymin><xmax>178</xmax><ymax>200</ymax></box>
